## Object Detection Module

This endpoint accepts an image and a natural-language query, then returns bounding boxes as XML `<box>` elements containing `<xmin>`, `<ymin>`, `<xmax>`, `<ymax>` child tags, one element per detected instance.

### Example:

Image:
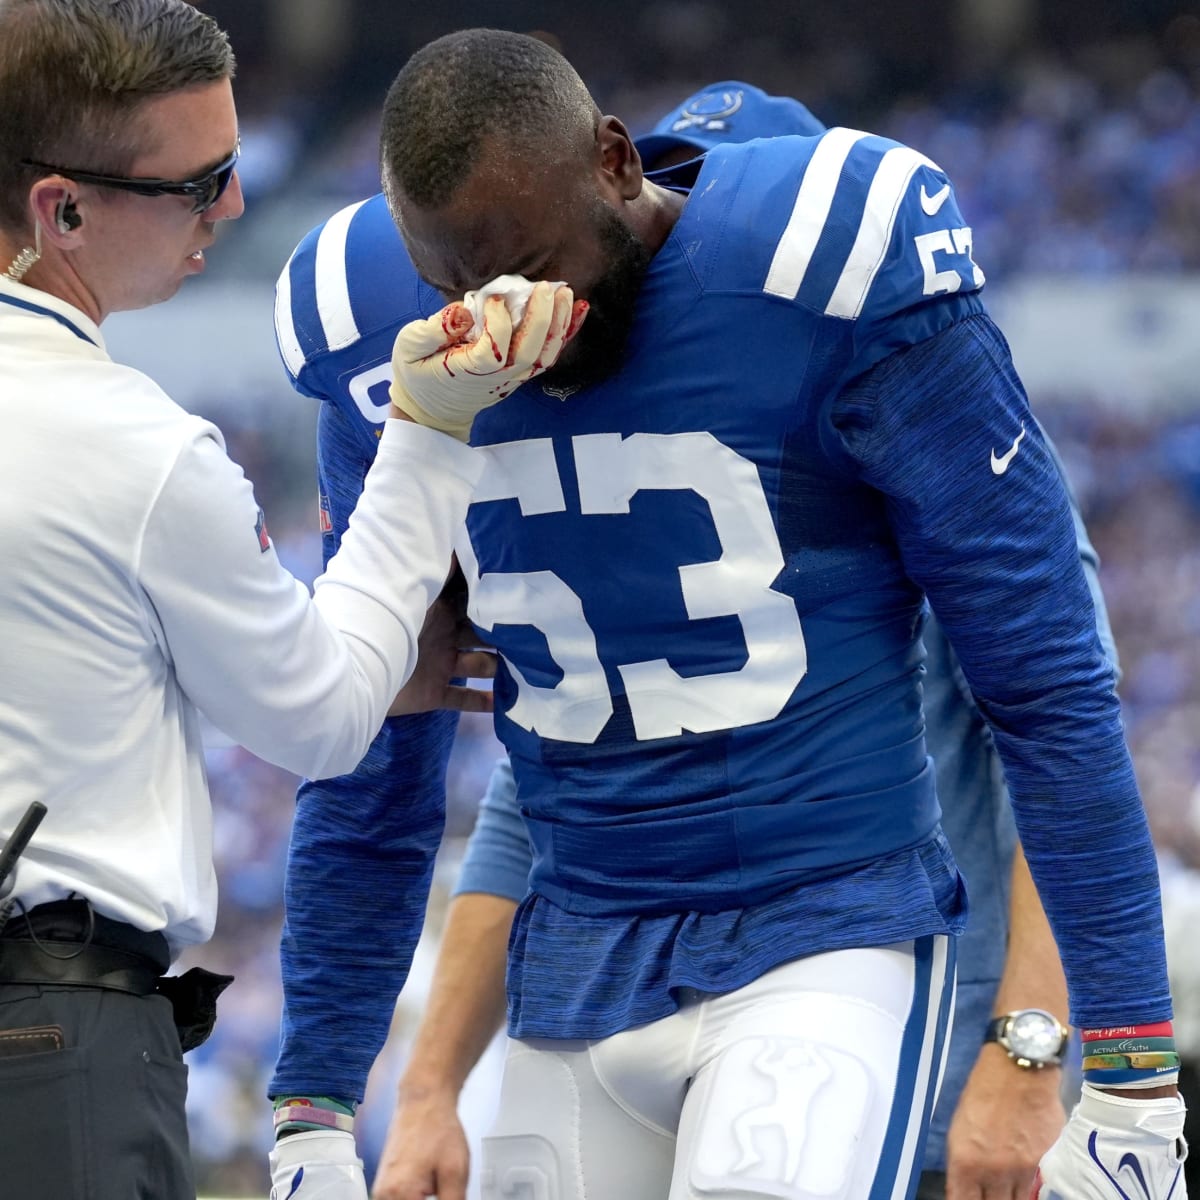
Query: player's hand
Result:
<box><xmin>946</xmin><ymin>1048</ymin><xmax>1065</xmax><ymax>1199</ymax></box>
<box><xmin>387</xmin><ymin>594</ymin><xmax>496</xmax><ymax>716</ymax></box>
<box><xmin>1030</xmin><ymin>1085</ymin><xmax>1187</xmax><ymax>1199</ymax></box>
<box><xmin>389</xmin><ymin>280</ymin><xmax>587</xmax><ymax>440</ymax></box>
<box><xmin>371</xmin><ymin>1087</ymin><xmax>469</xmax><ymax>1200</ymax></box>
<box><xmin>269</xmin><ymin>1130</ymin><xmax>367</xmax><ymax>1200</ymax></box>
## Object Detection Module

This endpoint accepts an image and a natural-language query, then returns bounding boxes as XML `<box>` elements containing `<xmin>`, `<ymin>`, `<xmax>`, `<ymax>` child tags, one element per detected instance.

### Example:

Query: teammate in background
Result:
<box><xmin>273</xmin><ymin>80</ymin><xmax>1098</xmax><ymax>1200</ymax></box>
<box><xmin>0</xmin><ymin>4</ymin><xmax>574</xmax><ymax>1196</ymax></box>
<box><xmin>272</xmin><ymin>30</ymin><xmax>1187</xmax><ymax>1200</ymax></box>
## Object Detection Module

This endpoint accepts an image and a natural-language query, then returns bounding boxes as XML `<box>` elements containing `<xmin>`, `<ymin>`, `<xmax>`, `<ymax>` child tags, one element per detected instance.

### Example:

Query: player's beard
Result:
<box><xmin>536</xmin><ymin>203</ymin><xmax>652</xmax><ymax>393</ymax></box>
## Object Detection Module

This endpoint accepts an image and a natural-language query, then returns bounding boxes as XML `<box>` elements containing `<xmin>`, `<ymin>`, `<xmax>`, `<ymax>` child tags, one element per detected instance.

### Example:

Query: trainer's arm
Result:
<box><xmin>945</xmin><ymin>845</ymin><xmax>1068</xmax><ymax>1199</ymax></box>
<box><xmin>139</xmin><ymin>410</ymin><xmax>479</xmax><ymax>781</ymax></box>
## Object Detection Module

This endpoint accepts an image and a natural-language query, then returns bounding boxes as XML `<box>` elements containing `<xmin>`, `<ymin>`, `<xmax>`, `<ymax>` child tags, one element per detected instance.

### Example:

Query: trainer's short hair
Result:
<box><xmin>0</xmin><ymin>0</ymin><xmax>235</xmax><ymax>231</ymax></box>
<box><xmin>381</xmin><ymin>28</ymin><xmax>596</xmax><ymax>212</ymax></box>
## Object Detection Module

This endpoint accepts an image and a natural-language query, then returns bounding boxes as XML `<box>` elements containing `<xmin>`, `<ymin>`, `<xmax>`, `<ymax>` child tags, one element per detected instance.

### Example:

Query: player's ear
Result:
<box><xmin>596</xmin><ymin>115</ymin><xmax>642</xmax><ymax>200</ymax></box>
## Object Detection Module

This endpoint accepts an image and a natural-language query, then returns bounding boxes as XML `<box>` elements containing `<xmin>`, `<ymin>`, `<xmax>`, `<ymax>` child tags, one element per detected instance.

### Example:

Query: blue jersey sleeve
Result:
<box><xmin>832</xmin><ymin>313</ymin><xmax>1169</xmax><ymax>1027</ymax></box>
<box><xmin>271</xmin><ymin>206</ymin><xmax>458</xmax><ymax>1100</ymax></box>
<box><xmin>271</xmin><ymin>712</ymin><xmax>455</xmax><ymax>1101</ymax></box>
<box><xmin>272</xmin><ymin>396</ymin><xmax>458</xmax><ymax>1102</ymax></box>
<box><xmin>921</xmin><ymin>430</ymin><xmax>1118</xmax><ymax>1167</ymax></box>
<box><xmin>1044</xmin><ymin>433</ymin><xmax>1119</xmax><ymax>681</ymax></box>
<box><xmin>454</xmin><ymin>756</ymin><xmax>531</xmax><ymax>902</ymax></box>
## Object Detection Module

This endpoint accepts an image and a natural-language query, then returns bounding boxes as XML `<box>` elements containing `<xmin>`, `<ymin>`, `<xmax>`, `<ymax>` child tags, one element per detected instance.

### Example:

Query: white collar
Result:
<box><xmin>0</xmin><ymin>275</ymin><xmax>106</xmax><ymax>353</ymax></box>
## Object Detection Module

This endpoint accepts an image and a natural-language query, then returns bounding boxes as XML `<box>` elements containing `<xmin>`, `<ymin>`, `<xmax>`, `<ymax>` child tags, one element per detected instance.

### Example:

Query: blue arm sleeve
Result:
<box><xmin>270</xmin><ymin>400</ymin><xmax>455</xmax><ymax>1101</ymax></box>
<box><xmin>453</xmin><ymin>756</ymin><xmax>532</xmax><ymax>902</ymax></box>
<box><xmin>1043</xmin><ymin>431</ymin><xmax>1120</xmax><ymax>681</ymax></box>
<box><xmin>933</xmin><ymin>430</ymin><xmax>1119</xmax><ymax>728</ymax></box>
<box><xmin>832</xmin><ymin>312</ymin><xmax>1170</xmax><ymax>1028</ymax></box>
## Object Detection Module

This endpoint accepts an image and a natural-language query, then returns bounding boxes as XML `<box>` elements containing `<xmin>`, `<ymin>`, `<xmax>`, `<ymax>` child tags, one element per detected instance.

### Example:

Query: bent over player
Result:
<box><xmin>272</xmin><ymin>80</ymin><xmax>1112</xmax><ymax>1200</ymax></box>
<box><xmin>271</xmin><ymin>33</ymin><xmax>1187</xmax><ymax>1200</ymax></box>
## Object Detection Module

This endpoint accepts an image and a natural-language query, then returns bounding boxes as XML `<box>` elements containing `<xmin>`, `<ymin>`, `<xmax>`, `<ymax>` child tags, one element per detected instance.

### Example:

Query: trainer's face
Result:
<box><xmin>398</xmin><ymin>134</ymin><xmax>651</xmax><ymax>390</ymax></box>
<box><xmin>75</xmin><ymin>79</ymin><xmax>244</xmax><ymax>318</ymax></box>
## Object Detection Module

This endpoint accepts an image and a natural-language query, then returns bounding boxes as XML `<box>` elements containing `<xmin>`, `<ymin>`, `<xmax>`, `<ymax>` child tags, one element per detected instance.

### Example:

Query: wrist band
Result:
<box><xmin>273</xmin><ymin>1095</ymin><xmax>356</xmax><ymax>1136</ymax></box>
<box><xmin>1081</xmin><ymin>1022</ymin><xmax>1174</xmax><ymax>1041</ymax></box>
<box><xmin>1081</xmin><ymin>1037</ymin><xmax>1176</xmax><ymax>1057</ymax></box>
<box><xmin>1081</xmin><ymin>1022</ymin><xmax>1180</xmax><ymax>1088</ymax></box>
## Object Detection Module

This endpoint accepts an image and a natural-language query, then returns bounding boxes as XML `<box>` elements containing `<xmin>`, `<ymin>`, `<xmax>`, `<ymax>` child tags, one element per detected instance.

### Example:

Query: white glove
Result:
<box><xmin>389</xmin><ymin>277</ymin><xmax>579</xmax><ymax>440</ymax></box>
<box><xmin>269</xmin><ymin>1129</ymin><xmax>367</xmax><ymax>1200</ymax></box>
<box><xmin>1032</xmin><ymin>1084</ymin><xmax>1187</xmax><ymax>1199</ymax></box>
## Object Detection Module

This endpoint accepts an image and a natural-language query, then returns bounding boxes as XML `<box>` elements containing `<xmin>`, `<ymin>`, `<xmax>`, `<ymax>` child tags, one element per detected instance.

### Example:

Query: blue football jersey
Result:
<box><xmin>456</xmin><ymin>130</ymin><xmax>985</xmax><ymax>1033</ymax></box>
<box><xmin>272</xmin><ymin>129</ymin><xmax>1168</xmax><ymax>1083</ymax></box>
<box><xmin>464</xmin><ymin>133</ymin><xmax>986</xmax><ymax>891</ymax></box>
<box><xmin>454</xmin><ymin>131</ymin><xmax>1165</xmax><ymax>1040</ymax></box>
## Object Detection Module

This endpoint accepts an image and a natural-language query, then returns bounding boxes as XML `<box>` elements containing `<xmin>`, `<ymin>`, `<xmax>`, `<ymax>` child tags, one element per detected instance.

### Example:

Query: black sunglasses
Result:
<box><xmin>19</xmin><ymin>143</ymin><xmax>240</xmax><ymax>215</ymax></box>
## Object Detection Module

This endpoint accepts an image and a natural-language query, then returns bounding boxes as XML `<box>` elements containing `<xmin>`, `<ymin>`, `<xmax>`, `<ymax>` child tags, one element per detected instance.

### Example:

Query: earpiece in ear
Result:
<box><xmin>56</xmin><ymin>198</ymin><xmax>81</xmax><ymax>233</ymax></box>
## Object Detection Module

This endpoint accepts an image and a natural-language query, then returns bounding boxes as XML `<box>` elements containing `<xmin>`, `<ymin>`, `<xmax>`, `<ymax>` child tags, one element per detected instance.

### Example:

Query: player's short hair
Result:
<box><xmin>380</xmin><ymin>28</ymin><xmax>597</xmax><ymax>212</ymax></box>
<box><xmin>0</xmin><ymin>0</ymin><xmax>235</xmax><ymax>231</ymax></box>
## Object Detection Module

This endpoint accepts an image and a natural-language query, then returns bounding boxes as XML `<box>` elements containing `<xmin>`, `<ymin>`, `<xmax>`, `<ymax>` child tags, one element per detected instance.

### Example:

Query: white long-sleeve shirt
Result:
<box><xmin>0</xmin><ymin>277</ymin><xmax>482</xmax><ymax>951</ymax></box>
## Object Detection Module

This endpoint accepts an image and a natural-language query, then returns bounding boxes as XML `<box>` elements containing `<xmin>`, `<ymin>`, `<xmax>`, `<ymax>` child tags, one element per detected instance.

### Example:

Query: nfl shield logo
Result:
<box><xmin>254</xmin><ymin>506</ymin><xmax>270</xmax><ymax>553</ymax></box>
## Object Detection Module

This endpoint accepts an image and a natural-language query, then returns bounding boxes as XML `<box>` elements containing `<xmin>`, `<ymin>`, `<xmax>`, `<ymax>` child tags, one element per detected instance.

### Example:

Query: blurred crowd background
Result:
<box><xmin>97</xmin><ymin>0</ymin><xmax>1200</xmax><ymax>1194</ymax></box>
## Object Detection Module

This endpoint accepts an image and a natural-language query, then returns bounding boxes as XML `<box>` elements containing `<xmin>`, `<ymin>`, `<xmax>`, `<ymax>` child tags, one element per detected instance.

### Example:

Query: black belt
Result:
<box><xmin>0</xmin><ymin>900</ymin><xmax>233</xmax><ymax>1049</ymax></box>
<box><xmin>1</xmin><ymin>898</ymin><xmax>170</xmax><ymax>966</ymax></box>
<box><xmin>0</xmin><ymin>938</ymin><xmax>160</xmax><ymax>995</ymax></box>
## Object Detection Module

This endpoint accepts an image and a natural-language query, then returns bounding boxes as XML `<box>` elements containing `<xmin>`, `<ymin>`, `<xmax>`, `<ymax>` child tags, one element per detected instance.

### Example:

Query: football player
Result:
<box><xmin>269</xmin><ymin>33</ymin><xmax>1185</xmax><ymax>1200</ymax></box>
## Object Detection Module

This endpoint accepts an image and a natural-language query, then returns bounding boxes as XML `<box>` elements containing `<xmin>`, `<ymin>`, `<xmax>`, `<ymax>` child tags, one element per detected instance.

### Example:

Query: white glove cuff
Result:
<box><xmin>1079</xmin><ymin>1083</ymin><xmax>1187</xmax><ymax>1140</ymax></box>
<box><xmin>270</xmin><ymin>1128</ymin><xmax>360</xmax><ymax>1166</ymax></box>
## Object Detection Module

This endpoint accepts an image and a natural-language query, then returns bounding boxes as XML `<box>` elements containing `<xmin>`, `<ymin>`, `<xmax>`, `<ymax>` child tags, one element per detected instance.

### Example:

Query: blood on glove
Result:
<box><xmin>388</xmin><ymin>275</ymin><xmax>587</xmax><ymax>440</ymax></box>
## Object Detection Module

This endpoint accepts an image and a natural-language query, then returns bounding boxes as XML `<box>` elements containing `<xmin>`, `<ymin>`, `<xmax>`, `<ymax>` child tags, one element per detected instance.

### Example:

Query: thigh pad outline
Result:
<box><xmin>689</xmin><ymin>1034</ymin><xmax>873</xmax><ymax>1200</ymax></box>
<box><xmin>481</xmin><ymin>1135</ymin><xmax>562</xmax><ymax>1200</ymax></box>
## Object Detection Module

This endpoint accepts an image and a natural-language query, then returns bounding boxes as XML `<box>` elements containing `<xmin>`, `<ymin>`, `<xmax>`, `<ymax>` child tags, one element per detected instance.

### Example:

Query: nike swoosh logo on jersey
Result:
<box><xmin>920</xmin><ymin>183</ymin><xmax>951</xmax><ymax>216</ymax></box>
<box><xmin>990</xmin><ymin>424</ymin><xmax>1026</xmax><ymax>475</ymax></box>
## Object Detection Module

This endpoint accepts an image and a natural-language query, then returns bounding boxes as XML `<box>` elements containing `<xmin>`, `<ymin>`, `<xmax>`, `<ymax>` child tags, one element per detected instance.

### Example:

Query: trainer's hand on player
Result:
<box><xmin>945</xmin><ymin>1047</ymin><xmax>1064</xmax><ymax>1200</ymax></box>
<box><xmin>389</xmin><ymin>280</ymin><xmax>587</xmax><ymax>440</ymax></box>
<box><xmin>269</xmin><ymin>1129</ymin><xmax>368</xmax><ymax>1200</ymax></box>
<box><xmin>1030</xmin><ymin>1085</ymin><xmax>1186</xmax><ymax>1199</ymax></box>
<box><xmin>371</xmin><ymin>1087</ymin><xmax>469</xmax><ymax>1200</ymax></box>
<box><xmin>387</xmin><ymin>594</ymin><xmax>496</xmax><ymax>717</ymax></box>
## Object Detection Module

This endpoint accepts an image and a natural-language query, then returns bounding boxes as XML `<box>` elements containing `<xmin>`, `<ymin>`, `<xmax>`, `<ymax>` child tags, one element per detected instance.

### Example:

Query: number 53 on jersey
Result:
<box><xmin>457</xmin><ymin>432</ymin><xmax>809</xmax><ymax>746</ymax></box>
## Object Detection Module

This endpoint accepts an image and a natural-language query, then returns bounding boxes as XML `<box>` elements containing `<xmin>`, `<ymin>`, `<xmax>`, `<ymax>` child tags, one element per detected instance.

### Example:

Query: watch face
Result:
<box><xmin>1006</xmin><ymin>1010</ymin><xmax>1064</xmax><ymax>1063</ymax></box>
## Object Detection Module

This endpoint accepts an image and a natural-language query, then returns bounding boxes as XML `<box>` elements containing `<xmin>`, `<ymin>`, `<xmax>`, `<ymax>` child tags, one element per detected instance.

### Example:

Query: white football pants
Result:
<box><xmin>481</xmin><ymin>936</ymin><xmax>956</xmax><ymax>1200</ymax></box>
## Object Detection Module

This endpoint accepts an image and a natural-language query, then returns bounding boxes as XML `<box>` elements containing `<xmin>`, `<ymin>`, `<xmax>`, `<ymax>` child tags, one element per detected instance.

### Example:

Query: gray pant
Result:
<box><xmin>0</xmin><ymin>981</ymin><xmax>194</xmax><ymax>1200</ymax></box>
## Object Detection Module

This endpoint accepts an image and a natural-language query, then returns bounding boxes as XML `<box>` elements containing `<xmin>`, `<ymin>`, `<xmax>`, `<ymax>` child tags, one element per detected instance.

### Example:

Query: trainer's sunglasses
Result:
<box><xmin>20</xmin><ymin>142</ymin><xmax>240</xmax><ymax>215</ymax></box>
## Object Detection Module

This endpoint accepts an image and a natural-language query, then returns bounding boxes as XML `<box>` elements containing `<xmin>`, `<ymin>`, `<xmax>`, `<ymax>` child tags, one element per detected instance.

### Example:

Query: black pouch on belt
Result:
<box><xmin>156</xmin><ymin>967</ymin><xmax>235</xmax><ymax>1052</ymax></box>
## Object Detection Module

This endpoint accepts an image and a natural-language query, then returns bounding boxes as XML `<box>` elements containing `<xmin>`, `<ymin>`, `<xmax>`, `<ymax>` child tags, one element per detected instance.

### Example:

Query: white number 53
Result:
<box><xmin>456</xmin><ymin>432</ymin><xmax>808</xmax><ymax>744</ymax></box>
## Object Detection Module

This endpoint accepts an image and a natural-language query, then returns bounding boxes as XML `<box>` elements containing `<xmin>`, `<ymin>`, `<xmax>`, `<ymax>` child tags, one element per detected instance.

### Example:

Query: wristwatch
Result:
<box><xmin>984</xmin><ymin>1009</ymin><xmax>1069</xmax><ymax>1069</ymax></box>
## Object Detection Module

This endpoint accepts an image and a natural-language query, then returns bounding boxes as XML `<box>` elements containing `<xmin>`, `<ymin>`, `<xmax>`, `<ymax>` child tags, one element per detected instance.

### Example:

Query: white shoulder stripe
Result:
<box><xmin>825</xmin><ymin>146</ymin><xmax>940</xmax><ymax>320</ymax></box>
<box><xmin>273</xmin><ymin>252</ymin><xmax>305</xmax><ymax>382</ymax></box>
<box><xmin>313</xmin><ymin>198</ymin><xmax>370</xmax><ymax>352</ymax></box>
<box><xmin>763</xmin><ymin>128</ymin><xmax>870</xmax><ymax>301</ymax></box>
